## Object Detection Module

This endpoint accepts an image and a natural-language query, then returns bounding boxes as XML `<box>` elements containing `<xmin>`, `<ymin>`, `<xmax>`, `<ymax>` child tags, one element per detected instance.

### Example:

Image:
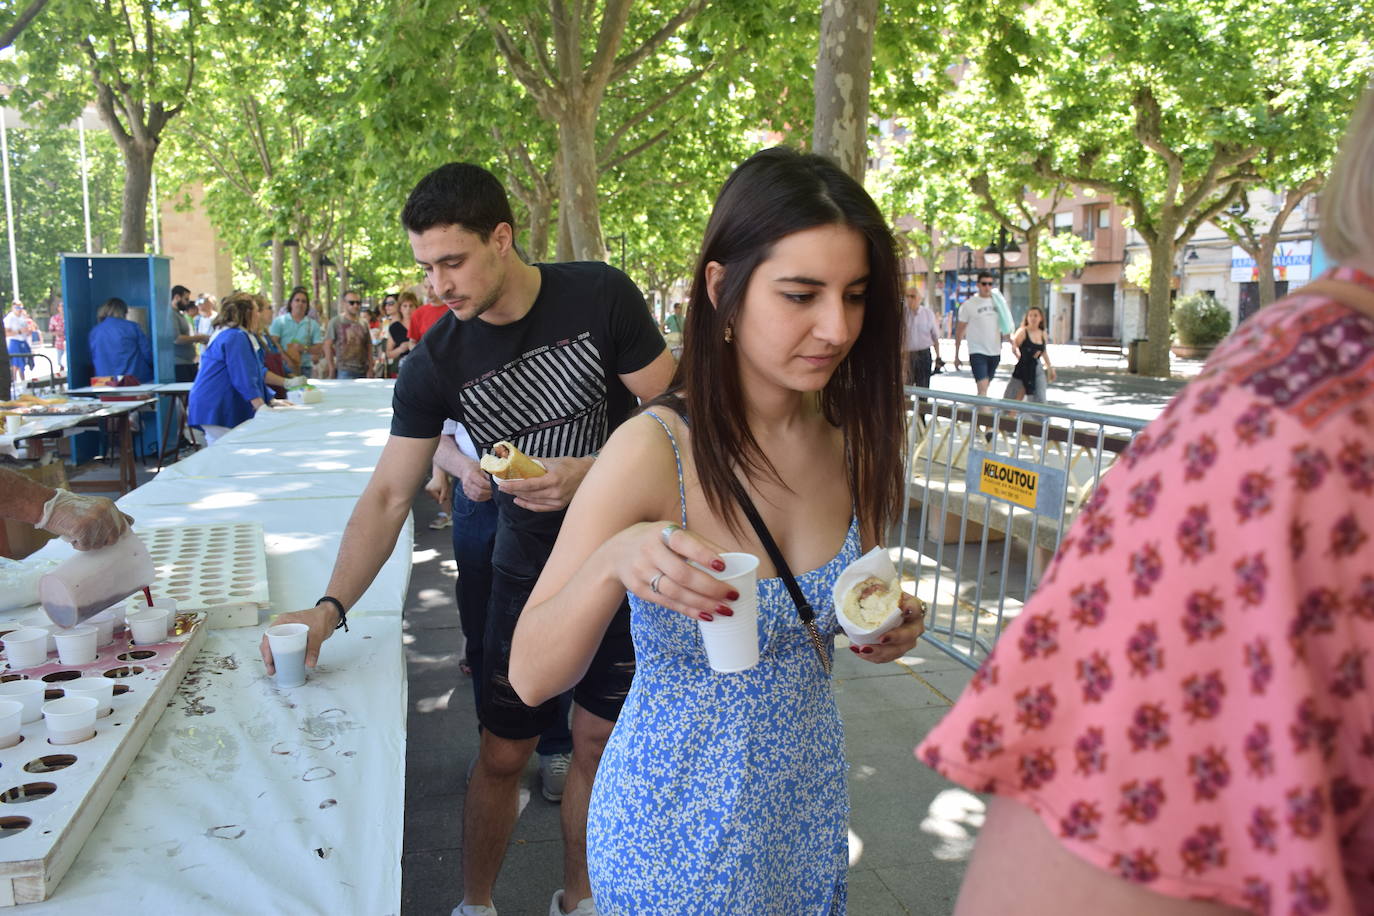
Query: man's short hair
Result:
<box><xmin>976</xmin><ymin>271</ymin><xmax>995</xmax><ymax>284</ymax></box>
<box><xmin>171</xmin><ymin>284</ymin><xmax>190</xmax><ymax>299</ymax></box>
<box><xmin>401</xmin><ymin>163</ymin><xmax>515</xmax><ymax>242</ymax></box>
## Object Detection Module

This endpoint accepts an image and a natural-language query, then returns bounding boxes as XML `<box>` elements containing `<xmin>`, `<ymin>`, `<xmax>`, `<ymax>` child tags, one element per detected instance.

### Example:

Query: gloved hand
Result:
<box><xmin>285</xmin><ymin>375</ymin><xmax>307</xmax><ymax>390</ymax></box>
<box><xmin>35</xmin><ymin>489</ymin><xmax>133</xmax><ymax>551</ymax></box>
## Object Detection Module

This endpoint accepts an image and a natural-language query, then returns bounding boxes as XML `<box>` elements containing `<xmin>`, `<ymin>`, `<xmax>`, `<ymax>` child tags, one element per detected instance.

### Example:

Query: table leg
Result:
<box><xmin>118</xmin><ymin>412</ymin><xmax>136</xmax><ymax>493</ymax></box>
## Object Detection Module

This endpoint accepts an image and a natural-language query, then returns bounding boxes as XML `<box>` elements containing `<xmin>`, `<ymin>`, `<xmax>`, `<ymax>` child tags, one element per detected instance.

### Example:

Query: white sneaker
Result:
<box><xmin>548</xmin><ymin>890</ymin><xmax>595</xmax><ymax>915</ymax></box>
<box><xmin>539</xmin><ymin>752</ymin><xmax>571</xmax><ymax>803</ymax></box>
<box><xmin>429</xmin><ymin>512</ymin><xmax>452</xmax><ymax>530</ymax></box>
<box><xmin>452</xmin><ymin>905</ymin><xmax>497</xmax><ymax>916</ymax></box>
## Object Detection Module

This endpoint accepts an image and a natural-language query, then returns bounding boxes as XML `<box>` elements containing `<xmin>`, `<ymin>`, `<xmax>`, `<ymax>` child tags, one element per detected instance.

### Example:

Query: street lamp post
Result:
<box><xmin>984</xmin><ymin>227</ymin><xmax>1022</xmax><ymax>294</ymax></box>
<box><xmin>605</xmin><ymin>234</ymin><xmax>626</xmax><ymax>271</ymax></box>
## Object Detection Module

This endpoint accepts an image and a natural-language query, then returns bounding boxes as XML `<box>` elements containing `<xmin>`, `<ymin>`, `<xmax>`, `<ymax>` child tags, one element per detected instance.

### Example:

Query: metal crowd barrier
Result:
<box><xmin>894</xmin><ymin>388</ymin><xmax>1148</xmax><ymax>670</ymax></box>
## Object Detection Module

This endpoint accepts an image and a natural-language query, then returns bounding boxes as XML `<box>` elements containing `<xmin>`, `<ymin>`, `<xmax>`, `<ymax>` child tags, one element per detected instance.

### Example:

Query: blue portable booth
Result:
<box><xmin>58</xmin><ymin>253</ymin><xmax>174</xmax><ymax>461</ymax></box>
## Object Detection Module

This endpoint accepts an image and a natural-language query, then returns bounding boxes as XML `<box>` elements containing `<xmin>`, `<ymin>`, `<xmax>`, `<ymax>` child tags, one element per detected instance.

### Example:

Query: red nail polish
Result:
<box><xmin>712</xmin><ymin>559</ymin><xmax>726</xmax><ymax>572</ymax></box>
<box><xmin>849</xmin><ymin>646</ymin><xmax>860</xmax><ymax>654</ymax></box>
<box><xmin>715</xmin><ymin>605</ymin><xmax>734</xmax><ymax>616</ymax></box>
<box><xmin>860</xmin><ymin>646</ymin><xmax>874</xmax><ymax>654</ymax></box>
<box><xmin>726</xmin><ymin>590</ymin><xmax>740</xmax><ymax>601</ymax></box>
<box><xmin>880</xmin><ymin>636</ymin><xmax>890</xmax><ymax>645</ymax></box>
<box><xmin>699</xmin><ymin>612</ymin><xmax>714</xmax><ymax>622</ymax></box>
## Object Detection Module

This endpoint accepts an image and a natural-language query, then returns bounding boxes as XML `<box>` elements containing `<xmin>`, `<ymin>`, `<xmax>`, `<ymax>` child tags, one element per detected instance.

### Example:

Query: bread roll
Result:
<box><xmin>479</xmin><ymin>441</ymin><xmax>547</xmax><ymax>479</ymax></box>
<box><xmin>842</xmin><ymin>575</ymin><xmax>900</xmax><ymax>629</ymax></box>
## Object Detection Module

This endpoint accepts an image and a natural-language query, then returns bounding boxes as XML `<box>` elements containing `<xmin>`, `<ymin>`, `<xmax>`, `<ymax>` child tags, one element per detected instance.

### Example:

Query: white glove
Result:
<box><xmin>36</xmin><ymin>489</ymin><xmax>132</xmax><ymax>551</ymax></box>
<box><xmin>285</xmin><ymin>375</ymin><xmax>307</xmax><ymax>390</ymax></box>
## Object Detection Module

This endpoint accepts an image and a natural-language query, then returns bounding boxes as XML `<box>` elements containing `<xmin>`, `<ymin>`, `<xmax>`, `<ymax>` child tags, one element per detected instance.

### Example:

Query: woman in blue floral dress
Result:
<box><xmin>510</xmin><ymin>148</ymin><xmax>924</xmax><ymax>915</ymax></box>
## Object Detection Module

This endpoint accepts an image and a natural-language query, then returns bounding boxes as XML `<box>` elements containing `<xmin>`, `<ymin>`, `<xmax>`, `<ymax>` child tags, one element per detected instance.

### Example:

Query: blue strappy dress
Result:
<box><xmin>587</xmin><ymin>412</ymin><xmax>857</xmax><ymax>915</ymax></box>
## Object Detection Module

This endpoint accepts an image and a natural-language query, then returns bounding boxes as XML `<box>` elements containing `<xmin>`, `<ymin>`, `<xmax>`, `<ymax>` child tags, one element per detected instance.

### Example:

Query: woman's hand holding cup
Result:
<box><xmin>615</xmin><ymin>521</ymin><xmax>738</xmax><ymax>623</ymax></box>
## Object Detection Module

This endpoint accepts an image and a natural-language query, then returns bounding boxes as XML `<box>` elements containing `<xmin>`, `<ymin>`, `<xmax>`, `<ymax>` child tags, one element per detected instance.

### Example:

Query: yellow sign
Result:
<box><xmin>980</xmin><ymin>458</ymin><xmax>1039</xmax><ymax>510</ymax></box>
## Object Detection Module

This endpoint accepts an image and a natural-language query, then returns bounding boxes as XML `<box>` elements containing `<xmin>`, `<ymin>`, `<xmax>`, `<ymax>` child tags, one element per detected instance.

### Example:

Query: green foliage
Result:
<box><xmin>1037</xmin><ymin>231</ymin><xmax>1093</xmax><ymax>283</ymax></box>
<box><xmin>1172</xmin><ymin>291</ymin><xmax>1231</xmax><ymax>346</ymax></box>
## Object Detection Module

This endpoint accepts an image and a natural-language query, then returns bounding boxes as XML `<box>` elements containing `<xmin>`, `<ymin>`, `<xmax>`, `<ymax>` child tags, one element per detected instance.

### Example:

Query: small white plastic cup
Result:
<box><xmin>63</xmin><ymin>677</ymin><xmax>114</xmax><ymax>718</ymax></box>
<box><xmin>4</xmin><ymin>415</ymin><xmax>20</xmax><ymax>437</ymax></box>
<box><xmin>87</xmin><ymin>612</ymin><xmax>117</xmax><ymax>647</ymax></box>
<box><xmin>52</xmin><ymin>625</ymin><xmax>98</xmax><ymax>666</ymax></box>
<box><xmin>43</xmin><ymin>695</ymin><xmax>98</xmax><ymax>745</ymax></box>
<box><xmin>3</xmin><ymin>628</ymin><xmax>50</xmax><ymax>669</ymax></box>
<box><xmin>266</xmin><ymin>623</ymin><xmax>309</xmax><ymax>689</ymax></box>
<box><xmin>127</xmin><ymin>608</ymin><xmax>170</xmax><ymax>645</ymax></box>
<box><xmin>0</xmin><ymin>679</ymin><xmax>44</xmax><ymax>723</ymax></box>
<box><xmin>695</xmin><ymin>552</ymin><xmax>761</xmax><ymax>673</ymax></box>
<box><xmin>0</xmin><ymin>699</ymin><xmax>23</xmax><ymax>747</ymax></box>
<box><xmin>38</xmin><ymin>530</ymin><xmax>155</xmax><ymax>628</ymax></box>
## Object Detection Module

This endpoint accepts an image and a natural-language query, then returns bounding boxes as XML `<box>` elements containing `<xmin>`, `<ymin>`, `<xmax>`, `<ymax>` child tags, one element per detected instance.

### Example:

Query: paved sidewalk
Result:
<box><xmin>401</xmin><ymin>496</ymin><xmax>976</xmax><ymax>915</ymax></box>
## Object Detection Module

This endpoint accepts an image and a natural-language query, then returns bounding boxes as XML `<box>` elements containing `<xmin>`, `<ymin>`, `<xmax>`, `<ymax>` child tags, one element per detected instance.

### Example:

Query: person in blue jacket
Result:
<box><xmin>88</xmin><ymin>298</ymin><xmax>154</xmax><ymax>381</ymax></box>
<box><xmin>188</xmin><ymin>293</ymin><xmax>279</xmax><ymax>445</ymax></box>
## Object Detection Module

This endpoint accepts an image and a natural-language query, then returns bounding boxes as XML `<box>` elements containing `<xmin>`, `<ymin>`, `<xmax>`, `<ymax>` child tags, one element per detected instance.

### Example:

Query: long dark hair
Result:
<box><xmin>657</xmin><ymin>147</ymin><xmax>904</xmax><ymax>537</ymax></box>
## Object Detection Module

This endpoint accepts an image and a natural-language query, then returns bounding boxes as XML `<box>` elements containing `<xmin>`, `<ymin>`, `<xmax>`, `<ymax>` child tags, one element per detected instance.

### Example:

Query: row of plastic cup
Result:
<box><xmin>2</xmin><ymin>602</ymin><xmax>174</xmax><ymax>670</ymax></box>
<box><xmin>0</xmin><ymin>679</ymin><xmax>115</xmax><ymax>746</ymax></box>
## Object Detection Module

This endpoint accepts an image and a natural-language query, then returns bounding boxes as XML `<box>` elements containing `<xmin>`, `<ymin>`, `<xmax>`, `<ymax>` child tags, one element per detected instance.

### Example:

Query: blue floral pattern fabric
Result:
<box><xmin>587</xmin><ymin>413</ymin><xmax>856</xmax><ymax>915</ymax></box>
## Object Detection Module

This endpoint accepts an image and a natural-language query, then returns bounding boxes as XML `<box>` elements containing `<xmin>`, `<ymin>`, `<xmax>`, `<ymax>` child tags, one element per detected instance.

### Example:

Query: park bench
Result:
<box><xmin>1078</xmin><ymin>336</ymin><xmax>1127</xmax><ymax>360</ymax></box>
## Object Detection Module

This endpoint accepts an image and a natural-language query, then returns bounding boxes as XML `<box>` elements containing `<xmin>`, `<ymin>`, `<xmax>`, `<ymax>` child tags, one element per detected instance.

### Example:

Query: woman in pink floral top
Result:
<box><xmin>918</xmin><ymin>92</ymin><xmax>1374</xmax><ymax>916</ymax></box>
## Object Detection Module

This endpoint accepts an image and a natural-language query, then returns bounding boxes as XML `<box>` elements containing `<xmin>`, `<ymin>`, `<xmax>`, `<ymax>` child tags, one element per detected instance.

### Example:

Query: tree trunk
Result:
<box><xmin>1025</xmin><ymin>230</ymin><xmax>1042</xmax><ymax>314</ymax></box>
<box><xmin>924</xmin><ymin>228</ymin><xmax>943</xmax><ymax>315</ymax></box>
<box><xmin>526</xmin><ymin>196</ymin><xmax>551</xmax><ymax>264</ymax></box>
<box><xmin>811</xmin><ymin>0</ymin><xmax>878</xmax><ymax>181</ymax></box>
<box><xmin>271</xmin><ymin>240</ymin><xmax>284</xmax><ymax>310</ymax></box>
<box><xmin>291</xmin><ymin>245</ymin><xmax>302</xmax><ymax>291</ymax></box>
<box><xmin>556</xmin><ymin>110</ymin><xmax>605</xmax><ymax>261</ymax></box>
<box><xmin>1256</xmin><ymin>234</ymin><xmax>1278</xmax><ymax>308</ymax></box>
<box><xmin>309</xmin><ymin>249</ymin><xmax>323</xmax><ymax>317</ymax></box>
<box><xmin>1142</xmin><ymin>233</ymin><xmax>1177</xmax><ymax>378</ymax></box>
<box><xmin>556</xmin><ymin>204</ymin><xmax>573</xmax><ymax>262</ymax></box>
<box><xmin>116</xmin><ymin>140</ymin><xmax>155</xmax><ymax>252</ymax></box>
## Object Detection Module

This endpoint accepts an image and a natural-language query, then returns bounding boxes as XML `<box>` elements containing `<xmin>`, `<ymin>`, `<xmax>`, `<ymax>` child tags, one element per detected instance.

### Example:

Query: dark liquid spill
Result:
<box><xmin>142</xmin><ymin>586</ymin><xmax>154</xmax><ymax>606</ymax></box>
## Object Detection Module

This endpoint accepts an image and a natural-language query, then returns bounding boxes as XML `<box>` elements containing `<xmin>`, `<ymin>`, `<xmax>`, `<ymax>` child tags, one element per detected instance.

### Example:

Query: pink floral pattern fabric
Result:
<box><xmin>917</xmin><ymin>268</ymin><xmax>1374</xmax><ymax>915</ymax></box>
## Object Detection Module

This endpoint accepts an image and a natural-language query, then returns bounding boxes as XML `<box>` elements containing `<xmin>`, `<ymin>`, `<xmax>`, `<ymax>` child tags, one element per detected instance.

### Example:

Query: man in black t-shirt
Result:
<box><xmin>260</xmin><ymin>163</ymin><xmax>674</xmax><ymax>916</ymax></box>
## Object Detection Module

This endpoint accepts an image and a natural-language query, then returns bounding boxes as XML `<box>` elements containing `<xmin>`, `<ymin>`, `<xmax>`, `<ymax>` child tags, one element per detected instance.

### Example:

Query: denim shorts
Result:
<box><xmin>969</xmin><ymin>352</ymin><xmax>1000</xmax><ymax>381</ymax></box>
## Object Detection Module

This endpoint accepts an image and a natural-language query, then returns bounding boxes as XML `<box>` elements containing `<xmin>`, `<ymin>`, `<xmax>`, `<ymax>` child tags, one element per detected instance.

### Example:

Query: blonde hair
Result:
<box><xmin>1320</xmin><ymin>88</ymin><xmax>1374</xmax><ymax>262</ymax></box>
<box><xmin>212</xmin><ymin>293</ymin><xmax>257</xmax><ymax>330</ymax></box>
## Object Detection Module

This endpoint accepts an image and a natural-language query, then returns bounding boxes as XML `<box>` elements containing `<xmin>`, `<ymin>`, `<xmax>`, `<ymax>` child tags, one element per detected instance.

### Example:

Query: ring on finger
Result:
<box><xmin>649</xmin><ymin>571</ymin><xmax>665</xmax><ymax>594</ymax></box>
<box><xmin>660</xmin><ymin>523</ymin><xmax>681</xmax><ymax>548</ymax></box>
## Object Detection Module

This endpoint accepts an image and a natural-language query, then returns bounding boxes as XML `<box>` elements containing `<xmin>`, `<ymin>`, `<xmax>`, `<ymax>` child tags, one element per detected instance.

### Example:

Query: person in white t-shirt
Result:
<box><xmin>953</xmin><ymin>272</ymin><xmax>1011</xmax><ymax>396</ymax></box>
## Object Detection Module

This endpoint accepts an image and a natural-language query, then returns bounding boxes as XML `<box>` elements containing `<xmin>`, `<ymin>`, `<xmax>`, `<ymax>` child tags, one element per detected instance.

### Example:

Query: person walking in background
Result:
<box><xmin>323</xmin><ymin>290</ymin><xmax>373</xmax><ymax>379</ymax></box>
<box><xmin>88</xmin><ymin>298</ymin><xmax>153</xmax><ymax>382</ymax></box>
<box><xmin>4</xmin><ymin>301</ymin><xmax>33</xmax><ymax>384</ymax></box>
<box><xmin>508</xmin><ymin>148</ymin><xmax>925</xmax><ymax>914</ymax></box>
<box><xmin>917</xmin><ymin>89</ymin><xmax>1374</xmax><ymax>915</ymax></box>
<box><xmin>170</xmin><ymin>284</ymin><xmax>209</xmax><ymax>382</ymax></box>
<box><xmin>953</xmin><ymin>272</ymin><xmax>1009</xmax><ymax>397</ymax></box>
<box><xmin>662</xmin><ymin>301</ymin><xmax>683</xmax><ymax>334</ymax></box>
<box><xmin>270</xmin><ymin>286</ymin><xmax>324</xmax><ymax>377</ymax></box>
<box><xmin>1002</xmin><ymin>305</ymin><xmax>1055</xmax><ymax>403</ymax></box>
<box><xmin>47</xmin><ymin>295</ymin><xmax>66</xmax><ymax>372</ymax></box>
<box><xmin>902</xmin><ymin>280</ymin><xmax>941</xmax><ymax>387</ymax></box>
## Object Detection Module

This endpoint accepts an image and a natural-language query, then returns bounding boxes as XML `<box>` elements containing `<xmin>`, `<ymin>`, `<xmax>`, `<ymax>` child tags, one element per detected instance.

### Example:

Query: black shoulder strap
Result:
<box><xmin>728</xmin><ymin>477</ymin><xmax>832</xmax><ymax>675</ymax></box>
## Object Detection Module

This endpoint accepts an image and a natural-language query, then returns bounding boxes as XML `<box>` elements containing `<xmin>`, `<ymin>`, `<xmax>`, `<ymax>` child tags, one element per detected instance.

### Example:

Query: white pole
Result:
<box><xmin>0</xmin><ymin>115</ymin><xmax>18</xmax><ymax>304</ymax></box>
<box><xmin>77</xmin><ymin>117</ymin><xmax>92</xmax><ymax>252</ymax></box>
<box><xmin>150</xmin><ymin>169</ymin><xmax>160</xmax><ymax>253</ymax></box>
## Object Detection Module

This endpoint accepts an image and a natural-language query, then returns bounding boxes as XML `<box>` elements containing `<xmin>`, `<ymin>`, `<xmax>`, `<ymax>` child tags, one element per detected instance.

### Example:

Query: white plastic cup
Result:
<box><xmin>0</xmin><ymin>679</ymin><xmax>45</xmax><ymax>723</ymax></box>
<box><xmin>38</xmin><ymin>530</ymin><xmax>155</xmax><ymax>628</ymax></box>
<box><xmin>4</xmin><ymin>415</ymin><xmax>20</xmax><ymax>436</ymax></box>
<box><xmin>0</xmin><ymin>699</ymin><xmax>21</xmax><ymax>748</ymax></box>
<box><xmin>266</xmin><ymin>623</ymin><xmax>309</xmax><ymax>689</ymax></box>
<box><xmin>127</xmin><ymin>608</ymin><xmax>170</xmax><ymax>645</ymax></box>
<box><xmin>52</xmin><ymin>625</ymin><xmax>98</xmax><ymax>666</ymax></box>
<box><xmin>695</xmin><ymin>552</ymin><xmax>761</xmax><ymax>673</ymax></box>
<box><xmin>63</xmin><ymin>677</ymin><xmax>114</xmax><ymax>718</ymax></box>
<box><xmin>3</xmin><ymin>628</ymin><xmax>50</xmax><ymax>669</ymax></box>
<box><xmin>42</xmin><ymin>695</ymin><xmax>98</xmax><ymax>745</ymax></box>
<box><xmin>87</xmin><ymin>612</ymin><xmax>117</xmax><ymax>647</ymax></box>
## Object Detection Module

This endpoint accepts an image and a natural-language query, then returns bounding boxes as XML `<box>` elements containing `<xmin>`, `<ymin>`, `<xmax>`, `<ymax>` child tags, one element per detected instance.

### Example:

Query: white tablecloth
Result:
<box><xmin>8</xmin><ymin>380</ymin><xmax>407</xmax><ymax>913</ymax></box>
